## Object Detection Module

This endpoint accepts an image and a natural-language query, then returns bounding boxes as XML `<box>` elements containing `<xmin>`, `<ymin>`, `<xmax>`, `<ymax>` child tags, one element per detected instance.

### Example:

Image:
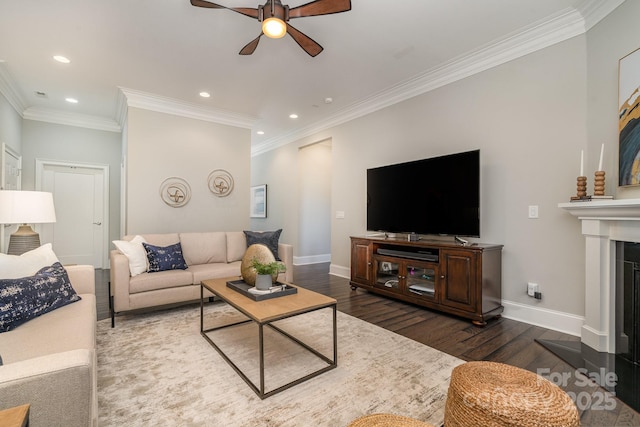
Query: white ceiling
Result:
<box><xmin>0</xmin><ymin>0</ymin><xmax>623</xmax><ymax>153</ymax></box>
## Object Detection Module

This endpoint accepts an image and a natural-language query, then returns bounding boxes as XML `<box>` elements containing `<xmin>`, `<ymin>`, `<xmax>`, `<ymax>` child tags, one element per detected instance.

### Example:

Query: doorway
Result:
<box><xmin>36</xmin><ymin>159</ymin><xmax>109</xmax><ymax>268</ymax></box>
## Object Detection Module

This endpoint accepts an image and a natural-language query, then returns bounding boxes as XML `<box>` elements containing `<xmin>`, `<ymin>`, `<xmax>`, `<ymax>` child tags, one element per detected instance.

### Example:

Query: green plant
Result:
<box><xmin>251</xmin><ymin>258</ymin><xmax>286</xmax><ymax>275</ymax></box>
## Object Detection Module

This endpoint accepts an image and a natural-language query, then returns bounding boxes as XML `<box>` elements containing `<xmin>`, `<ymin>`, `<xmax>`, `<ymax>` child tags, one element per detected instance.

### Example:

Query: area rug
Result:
<box><xmin>97</xmin><ymin>302</ymin><xmax>464</xmax><ymax>426</ymax></box>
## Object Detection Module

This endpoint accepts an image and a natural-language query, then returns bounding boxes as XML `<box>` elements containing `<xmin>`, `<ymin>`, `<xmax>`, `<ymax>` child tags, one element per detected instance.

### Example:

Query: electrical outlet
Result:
<box><xmin>527</xmin><ymin>282</ymin><xmax>539</xmax><ymax>297</ymax></box>
<box><xmin>528</xmin><ymin>205</ymin><xmax>539</xmax><ymax>218</ymax></box>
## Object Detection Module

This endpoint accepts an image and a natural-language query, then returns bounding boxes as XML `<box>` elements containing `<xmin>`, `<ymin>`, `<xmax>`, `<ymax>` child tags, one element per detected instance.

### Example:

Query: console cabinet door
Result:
<box><xmin>440</xmin><ymin>249</ymin><xmax>477</xmax><ymax>312</ymax></box>
<box><xmin>351</xmin><ymin>239</ymin><xmax>373</xmax><ymax>285</ymax></box>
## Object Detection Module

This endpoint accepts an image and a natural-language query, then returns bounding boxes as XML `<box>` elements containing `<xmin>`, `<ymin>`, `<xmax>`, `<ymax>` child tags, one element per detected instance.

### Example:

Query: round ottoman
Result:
<box><xmin>445</xmin><ymin>361</ymin><xmax>580</xmax><ymax>427</ymax></box>
<box><xmin>348</xmin><ymin>413</ymin><xmax>435</xmax><ymax>427</ymax></box>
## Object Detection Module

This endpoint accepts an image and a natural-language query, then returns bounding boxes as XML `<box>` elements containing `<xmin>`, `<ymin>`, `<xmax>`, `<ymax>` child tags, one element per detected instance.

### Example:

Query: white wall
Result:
<box><xmin>0</xmin><ymin>92</ymin><xmax>21</xmax><ymax>154</ymax></box>
<box><xmin>125</xmin><ymin>107</ymin><xmax>251</xmax><ymax>234</ymax></box>
<box><xmin>0</xmin><ymin>91</ymin><xmax>23</xmax><ymax>251</ymax></box>
<box><xmin>20</xmin><ymin>120</ymin><xmax>122</xmax><ymax>248</ymax></box>
<box><xmin>252</xmin><ymin>33</ymin><xmax>590</xmax><ymax>329</ymax></box>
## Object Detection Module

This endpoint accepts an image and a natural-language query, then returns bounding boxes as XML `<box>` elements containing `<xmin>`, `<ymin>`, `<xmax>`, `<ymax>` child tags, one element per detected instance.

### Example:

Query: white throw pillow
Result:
<box><xmin>0</xmin><ymin>243</ymin><xmax>60</xmax><ymax>279</ymax></box>
<box><xmin>113</xmin><ymin>235</ymin><xmax>148</xmax><ymax>277</ymax></box>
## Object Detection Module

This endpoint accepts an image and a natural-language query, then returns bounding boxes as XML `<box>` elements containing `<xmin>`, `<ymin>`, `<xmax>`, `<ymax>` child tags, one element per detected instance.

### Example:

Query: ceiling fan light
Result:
<box><xmin>262</xmin><ymin>17</ymin><xmax>286</xmax><ymax>39</ymax></box>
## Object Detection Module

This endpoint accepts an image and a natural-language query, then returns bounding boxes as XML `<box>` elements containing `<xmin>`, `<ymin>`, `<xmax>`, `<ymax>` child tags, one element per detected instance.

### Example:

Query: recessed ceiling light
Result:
<box><xmin>257</xmin><ymin>131</ymin><xmax>265</xmax><ymax>135</ymax></box>
<box><xmin>65</xmin><ymin>97</ymin><xmax>78</xmax><ymax>104</ymax></box>
<box><xmin>53</xmin><ymin>55</ymin><xmax>70</xmax><ymax>64</ymax></box>
<box><xmin>199</xmin><ymin>91</ymin><xmax>211</xmax><ymax>98</ymax></box>
<box><xmin>289</xmin><ymin>114</ymin><xmax>298</xmax><ymax>119</ymax></box>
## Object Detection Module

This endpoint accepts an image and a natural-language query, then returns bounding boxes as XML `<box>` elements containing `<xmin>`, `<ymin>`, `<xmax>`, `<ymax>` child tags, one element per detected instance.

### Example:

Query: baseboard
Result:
<box><xmin>501</xmin><ymin>299</ymin><xmax>583</xmax><ymax>337</ymax></box>
<box><xmin>293</xmin><ymin>253</ymin><xmax>331</xmax><ymax>266</ymax></box>
<box><xmin>329</xmin><ymin>264</ymin><xmax>350</xmax><ymax>279</ymax></box>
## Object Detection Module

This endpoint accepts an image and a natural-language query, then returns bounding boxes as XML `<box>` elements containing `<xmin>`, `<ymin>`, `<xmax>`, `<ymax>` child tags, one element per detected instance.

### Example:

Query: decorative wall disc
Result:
<box><xmin>159</xmin><ymin>177</ymin><xmax>191</xmax><ymax>208</ymax></box>
<box><xmin>208</xmin><ymin>169</ymin><xmax>234</xmax><ymax>197</ymax></box>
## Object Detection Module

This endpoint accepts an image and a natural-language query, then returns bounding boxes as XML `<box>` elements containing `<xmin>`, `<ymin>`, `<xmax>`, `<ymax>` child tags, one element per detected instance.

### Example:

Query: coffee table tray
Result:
<box><xmin>226</xmin><ymin>279</ymin><xmax>297</xmax><ymax>301</ymax></box>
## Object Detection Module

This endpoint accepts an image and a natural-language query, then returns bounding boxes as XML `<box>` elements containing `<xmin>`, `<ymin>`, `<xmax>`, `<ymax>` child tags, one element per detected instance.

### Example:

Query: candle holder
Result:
<box><xmin>571</xmin><ymin>176</ymin><xmax>588</xmax><ymax>201</ymax></box>
<box><xmin>594</xmin><ymin>171</ymin><xmax>605</xmax><ymax>196</ymax></box>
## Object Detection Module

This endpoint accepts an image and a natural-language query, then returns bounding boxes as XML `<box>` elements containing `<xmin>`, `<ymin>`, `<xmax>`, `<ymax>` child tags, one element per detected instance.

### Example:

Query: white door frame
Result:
<box><xmin>1</xmin><ymin>143</ymin><xmax>22</xmax><ymax>253</ymax></box>
<box><xmin>35</xmin><ymin>159</ymin><xmax>110</xmax><ymax>267</ymax></box>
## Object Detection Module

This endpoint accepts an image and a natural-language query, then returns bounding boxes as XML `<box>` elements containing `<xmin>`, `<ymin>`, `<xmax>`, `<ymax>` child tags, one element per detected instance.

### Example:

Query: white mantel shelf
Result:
<box><xmin>558</xmin><ymin>198</ymin><xmax>640</xmax><ymax>220</ymax></box>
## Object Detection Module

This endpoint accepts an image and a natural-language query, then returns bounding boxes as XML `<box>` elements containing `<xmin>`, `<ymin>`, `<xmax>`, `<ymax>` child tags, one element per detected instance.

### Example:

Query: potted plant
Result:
<box><xmin>251</xmin><ymin>258</ymin><xmax>286</xmax><ymax>290</ymax></box>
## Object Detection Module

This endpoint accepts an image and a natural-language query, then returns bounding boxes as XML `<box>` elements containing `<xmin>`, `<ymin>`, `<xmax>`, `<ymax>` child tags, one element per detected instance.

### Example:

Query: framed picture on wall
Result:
<box><xmin>618</xmin><ymin>47</ymin><xmax>640</xmax><ymax>186</ymax></box>
<box><xmin>250</xmin><ymin>184</ymin><xmax>267</xmax><ymax>218</ymax></box>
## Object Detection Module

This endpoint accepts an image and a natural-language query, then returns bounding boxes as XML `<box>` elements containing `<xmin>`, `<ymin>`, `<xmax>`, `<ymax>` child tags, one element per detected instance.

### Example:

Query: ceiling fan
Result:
<box><xmin>190</xmin><ymin>0</ymin><xmax>352</xmax><ymax>57</ymax></box>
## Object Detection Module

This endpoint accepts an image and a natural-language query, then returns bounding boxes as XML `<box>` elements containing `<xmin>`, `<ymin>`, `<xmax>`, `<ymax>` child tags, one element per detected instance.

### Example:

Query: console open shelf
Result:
<box><xmin>350</xmin><ymin>236</ymin><xmax>503</xmax><ymax>326</ymax></box>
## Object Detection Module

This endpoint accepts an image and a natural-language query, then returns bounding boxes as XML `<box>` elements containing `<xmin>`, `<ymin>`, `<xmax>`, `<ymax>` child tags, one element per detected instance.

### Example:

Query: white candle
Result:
<box><xmin>598</xmin><ymin>143</ymin><xmax>604</xmax><ymax>171</ymax></box>
<box><xmin>580</xmin><ymin>150</ymin><xmax>584</xmax><ymax>176</ymax></box>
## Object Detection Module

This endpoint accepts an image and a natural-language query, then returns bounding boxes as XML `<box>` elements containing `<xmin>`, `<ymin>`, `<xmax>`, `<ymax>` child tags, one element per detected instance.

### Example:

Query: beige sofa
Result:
<box><xmin>0</xmin><ymin>265</ymin><xmax>97</xmax><ymax>427</ymax></box>
<box><xmin>110</xmin><ymin>232</ymin><xmax>293</xmax><ymax>325</ymax></box>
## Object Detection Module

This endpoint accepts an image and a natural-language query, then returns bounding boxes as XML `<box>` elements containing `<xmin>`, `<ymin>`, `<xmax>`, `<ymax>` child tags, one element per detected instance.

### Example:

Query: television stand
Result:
<box><xmin>350</xmin><ymin>236</ymin><xmax>503</xmax><ymax>325</ymax></box>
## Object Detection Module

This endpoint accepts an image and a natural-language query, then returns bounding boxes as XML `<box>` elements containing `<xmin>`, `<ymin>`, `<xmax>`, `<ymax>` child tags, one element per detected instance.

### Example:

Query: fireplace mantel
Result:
<box><xmin>559</xmin><ymin>198</ymin><xmax>640</xmax><ymax>220</ymax></box>
<box><xmin>559</xmin><ymin>198</ymin><xmax>640</xmax><ymax>353</ymax></box>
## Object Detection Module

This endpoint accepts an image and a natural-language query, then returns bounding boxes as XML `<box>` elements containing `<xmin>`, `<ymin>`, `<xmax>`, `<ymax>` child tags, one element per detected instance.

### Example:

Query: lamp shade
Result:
<box><xmin>0</xmin><ymin>190</ymin><xmax>57</xmax><ymax>224</ymax></box>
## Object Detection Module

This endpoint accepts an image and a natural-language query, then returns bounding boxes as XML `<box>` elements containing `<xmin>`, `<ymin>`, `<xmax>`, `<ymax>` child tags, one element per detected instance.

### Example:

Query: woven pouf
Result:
<box><xmin>347</xmin><ymin>413</ymin><xmax>435</xmax><ymax>427</ymax></box>
<box><xmin>445</xmin><ymin>361</ymin><xmax>579</xmax><ymax>427</ymax></box>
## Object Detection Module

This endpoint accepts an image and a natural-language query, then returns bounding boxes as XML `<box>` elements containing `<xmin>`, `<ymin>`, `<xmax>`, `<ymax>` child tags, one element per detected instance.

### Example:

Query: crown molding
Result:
<box><xmin>0</xmin><ymin>62</ymin><xmax>27</xmax><ymax>116</ymax></box>
<box><xmin>577</xmin><ymin>0</ymin><xmax>625</xmax><ymax>31</ymax></box>
<box><xmin>252</xmin><ymin>0</ymin><xmax>624</xmax><ymax>156</ymax></box>
<box><xmin>119</xmin><ymin>87</ymin><xmax>256</xmax><ymax>129</ymax></box>
<box><xmin>22</xmin><ymin>107</ymin><xmax>121</xmax><ymax>132</ymax></box>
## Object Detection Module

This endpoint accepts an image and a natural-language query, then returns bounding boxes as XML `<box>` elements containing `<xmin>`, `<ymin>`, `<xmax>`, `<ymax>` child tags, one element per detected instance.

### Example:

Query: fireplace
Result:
<box><xmin>549</xmin><ymin>199</ymin><xmax>640</xmax><ymax>412</ymax></box>
<box><xmin>559</xmin><ymin>198</ymin><xmax>640</xmax><ymax>353</ymax></box>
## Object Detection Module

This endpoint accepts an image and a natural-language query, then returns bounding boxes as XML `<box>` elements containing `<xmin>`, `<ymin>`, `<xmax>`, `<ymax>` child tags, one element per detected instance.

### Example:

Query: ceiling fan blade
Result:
<box><xmin>239</xmin><ymin>34</ymin><xmax>263</xmax><ymax>55</ymax></box>
<box><xmin>190</xmin><ymin>0</ymin><xmax>226</xmax><ymax>9</ymax></box>
<box><xmin>286</xmin><ymin>24</ymin><xmax>323</xmax><ymax>57</ymax></box>
<box><xmin>190</xmin><ymin>0</ymin><xmax>259</xmax><ymax>19</ymax></box>
<box><xmin>289</xmin><ymin>0</ymin><xmax>351</xmax><ymax>18</ymax></box>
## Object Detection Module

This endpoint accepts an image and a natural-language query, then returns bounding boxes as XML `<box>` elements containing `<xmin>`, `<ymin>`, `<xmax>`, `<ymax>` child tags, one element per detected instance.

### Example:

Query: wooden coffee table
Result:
<box><xmin>200</xmin><ymin>277</ymin><xmax>337</xmax><ymax>399</ymax></box>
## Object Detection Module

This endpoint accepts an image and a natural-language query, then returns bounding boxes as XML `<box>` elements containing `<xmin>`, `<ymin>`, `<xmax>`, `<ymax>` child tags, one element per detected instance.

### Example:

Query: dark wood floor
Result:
<box><xmin>96</xmin><ymin>264</ymin><xmax>640</xmax><ymax>426</ymax></box>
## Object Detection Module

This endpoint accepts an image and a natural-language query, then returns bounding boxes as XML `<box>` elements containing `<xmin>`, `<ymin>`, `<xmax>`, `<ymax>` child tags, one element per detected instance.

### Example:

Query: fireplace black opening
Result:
<box><xmin>617</xmin><ymin>241</ymin><xmax>640</xmax><ymax>365</ymax></box>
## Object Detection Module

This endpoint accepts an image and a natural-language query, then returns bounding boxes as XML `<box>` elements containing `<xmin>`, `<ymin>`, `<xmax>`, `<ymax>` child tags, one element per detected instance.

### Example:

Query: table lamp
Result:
<box><xmin>0</xmin><ymin>190</ymin><xmax>57</xmax><ymax>255</ymax></box>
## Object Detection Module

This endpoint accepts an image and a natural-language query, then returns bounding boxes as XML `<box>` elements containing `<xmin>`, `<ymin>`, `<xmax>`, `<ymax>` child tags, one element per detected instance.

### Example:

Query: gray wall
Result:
<box><xmin>587</xmin><ymin>0</ymin><xmax>640</xmax><ymax>199</ymax></box>
<box><xmin>20</xmin><ymin>120</ymin><xmax>122</xmax><ymax>250</ymax></box>
<box><xmin>125</xmin><ymin>107</ymin><xmax>251</xmax><ymax>234</ymax></box>
<box><xmin>252</xmin><ymin>32</ymin><xmax>591</xmax><ymax>323</ymax></box>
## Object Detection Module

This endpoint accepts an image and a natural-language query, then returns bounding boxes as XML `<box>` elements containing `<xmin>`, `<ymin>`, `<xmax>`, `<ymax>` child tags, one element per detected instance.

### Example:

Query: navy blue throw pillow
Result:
<box><xmin>244</xmin><ymin>229</ymin><xmax>282</xmax><ymax>261</ymax></box>
<box><xmin>142</xmin><ymin>242</ymin><xmax>188</xmax><ymax>273</ymax></box>
<box><xmin>0</xmin><ymin>262</ymin><xmax>81</xmax><ymax>333</ymax></box>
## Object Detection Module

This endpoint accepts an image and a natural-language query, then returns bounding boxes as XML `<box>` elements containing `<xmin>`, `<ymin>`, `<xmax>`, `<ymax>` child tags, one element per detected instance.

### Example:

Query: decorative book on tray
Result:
<box><xmin>226</xmin><ymin>279</ymin><xmax>297</xmax><ymax>301</ymax></box>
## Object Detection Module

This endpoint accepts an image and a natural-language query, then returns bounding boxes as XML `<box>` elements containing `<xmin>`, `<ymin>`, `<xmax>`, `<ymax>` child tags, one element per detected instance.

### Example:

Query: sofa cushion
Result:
<box><xmin>132</xmin><ymin>233</ymin><xmax>180</xmax><ymax>247</ymax></box>
<box><xmin>0</xmin><ymin>293</ymin><xmax>96</xmax><ymax>363</ymax></box>
<box><xmin>112</xmin><ymin>235</ymin><xmax>148</xmax><ymax>276</ymax></box>
<box><xmin>129</xmin><ymin>270</ymin><xmax>194</xmax><ymax>294</ymax></box>
<box><xmin>0</xmin><ymin>243</ymin><xmax>59</xmax><ymax>280</ymax></box>
<box><xmin>189</xmin><ymin>262</ymin><xmax>242</xmax><ymax>284</ymax></box>
<box><xmin>0</xmin><ymin>263</ymin><xmax>81</xmax><ymax>333</ymax></box>
<box><xmin>244</xmin><ymin>229</ymin><xmax>282</xmax><ymax>260</ymax></box>
<box><xmin>180</xmin><ymin>232</ymin><xmax>227</xmax><ymax>265</ymax></box>
<box><xmin>143</xmin><ymin>242</ymin><xmax>188</xmax><ymax>272</ymax></box>
<box><xmin>226</xmin><ymin>232</ymin><xmax>247</xmax><ymax>263</ymax></box>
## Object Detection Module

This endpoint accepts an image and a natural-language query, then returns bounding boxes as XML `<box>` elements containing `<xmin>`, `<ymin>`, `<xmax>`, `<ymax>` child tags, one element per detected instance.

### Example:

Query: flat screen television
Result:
<box><xmin>367</xmin><ymin>149</ymin><xmax>480</xmax><ymax>237</ymax></box>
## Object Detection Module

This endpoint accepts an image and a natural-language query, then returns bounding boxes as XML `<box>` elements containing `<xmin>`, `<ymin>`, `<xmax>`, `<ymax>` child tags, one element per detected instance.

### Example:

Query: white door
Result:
<box><xmin>38</xmin><ymin>161</ymin><xmax>109</xmax><ymax>268</ymax></box>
